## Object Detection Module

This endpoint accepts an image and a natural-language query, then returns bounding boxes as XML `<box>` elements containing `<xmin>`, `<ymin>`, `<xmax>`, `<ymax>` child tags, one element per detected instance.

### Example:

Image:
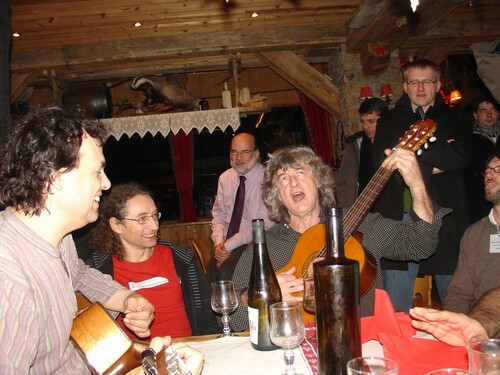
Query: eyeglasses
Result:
<box><xmin>122</xmin><ymin>212</ymin><xmax>161</xmax><ymax>225</ymax></box>
<box><xmin>406</xmin><ymin>80</ymin><xmax>437</xmax><ymax>87</ymax></box>
<box><xmin>229</xmin><ymin>149</ymin><xmax>255</xmax><ymax>157</ymax></box>
<box><xmin>483</xmin><ymin>166</ymin><xmax>500</xmax><ymax>176</ymax></box>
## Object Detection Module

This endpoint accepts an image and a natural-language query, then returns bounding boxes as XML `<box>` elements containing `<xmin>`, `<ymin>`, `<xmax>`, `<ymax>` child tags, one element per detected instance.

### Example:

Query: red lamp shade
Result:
<box><xmin>359</xmin><ymin>86</ymin><xmax>373</xmax><ymax>100</ymax></box>
<box><xmin>449</xmin><ymin>90</ymin><xmax>462</xmax><ymax>102</ymax></box>
<box><xmin>380</xmin><ymin>84</ymin><xmax>394</xmax><ymax>98</ymax></box>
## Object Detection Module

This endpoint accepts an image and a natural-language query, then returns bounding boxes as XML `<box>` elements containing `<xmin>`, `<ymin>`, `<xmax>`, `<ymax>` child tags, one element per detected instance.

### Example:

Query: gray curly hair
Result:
<box><xmin>262</xmin><ymin>145</ymin><xmax>336</xmax><ymax>223</ymax></box>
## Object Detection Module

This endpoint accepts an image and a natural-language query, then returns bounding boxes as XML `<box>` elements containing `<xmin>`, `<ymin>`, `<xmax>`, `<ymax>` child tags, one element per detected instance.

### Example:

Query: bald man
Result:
<box><xmin>208</xmin><ymin>133</ymin><xmax>274</xmax><ymax>281</ymax></box>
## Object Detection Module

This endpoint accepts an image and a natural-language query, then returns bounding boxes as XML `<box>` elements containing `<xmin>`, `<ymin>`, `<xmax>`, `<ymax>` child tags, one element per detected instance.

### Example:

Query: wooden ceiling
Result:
<box><xmin>9</xmin><ymin>0</ymin><xmax>500</xmax><ymax>97</ymax></box>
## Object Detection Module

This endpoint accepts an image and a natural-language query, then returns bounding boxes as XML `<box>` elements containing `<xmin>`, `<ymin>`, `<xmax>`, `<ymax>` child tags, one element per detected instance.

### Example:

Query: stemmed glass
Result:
<box><xmin>270</xmin><ymin>302</ymin><xmax>306</xmax><ymax>375</ymax></box>
<box><xmin>211</xmin><ymin>280</ymin><xmax>239</xmax><ymax>337</ymax></box>
<box><xmin>303</xmin><ymin>277</ymin><xmax>316</xmax><ymax>341</ymax></box>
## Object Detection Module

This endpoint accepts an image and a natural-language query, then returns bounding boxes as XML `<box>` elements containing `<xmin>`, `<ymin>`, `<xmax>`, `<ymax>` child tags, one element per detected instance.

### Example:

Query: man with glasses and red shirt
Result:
<box><xmin>372</xmin><ymin>58</ymin><xmax>471</xmax><ymax>312</ymax></box>
<box><xmin>208</xmin><ymin>132</ymin><xmax>274</xmax><ymax>281</ymax></box>
<box><xmin>82</xmin><ymin>182</ymin><xmax>219</xmax><ymax>339</ymax></box>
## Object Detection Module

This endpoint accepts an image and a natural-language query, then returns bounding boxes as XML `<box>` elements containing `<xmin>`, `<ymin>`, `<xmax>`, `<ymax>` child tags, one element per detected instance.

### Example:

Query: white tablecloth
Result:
<box><xmin>186</xmin><ymin>335</ymin><xmax>312</xmax><ymax>375</ymax></box>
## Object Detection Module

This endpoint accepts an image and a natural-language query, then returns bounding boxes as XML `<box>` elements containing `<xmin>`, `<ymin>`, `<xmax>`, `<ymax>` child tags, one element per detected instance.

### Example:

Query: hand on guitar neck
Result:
<box><xmin>276</xmin><ymin>119</ymin><xmax>437</xmax><ymax>323</ymax></box>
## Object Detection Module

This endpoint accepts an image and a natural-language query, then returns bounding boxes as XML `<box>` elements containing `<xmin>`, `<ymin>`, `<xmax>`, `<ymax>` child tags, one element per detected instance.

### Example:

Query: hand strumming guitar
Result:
<box><xmin>276</xmin><ymin>266</ymin><xmax>304</xmax><ymax>305</ymax></box>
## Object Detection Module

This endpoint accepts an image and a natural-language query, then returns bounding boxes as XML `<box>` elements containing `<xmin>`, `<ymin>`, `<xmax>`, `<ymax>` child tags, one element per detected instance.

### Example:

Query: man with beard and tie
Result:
<box><xmin>208</xmin><ymin>132</ymin><xmax>274</xmax><ymax>281</ymax></box>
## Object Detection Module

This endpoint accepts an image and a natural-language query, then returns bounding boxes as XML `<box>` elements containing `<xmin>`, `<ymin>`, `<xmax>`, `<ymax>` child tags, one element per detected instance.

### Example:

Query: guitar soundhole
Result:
<box><xmin>301</xmin><ymin>251</ymin><xmax>321</xmax><ymax>278</ymax></box>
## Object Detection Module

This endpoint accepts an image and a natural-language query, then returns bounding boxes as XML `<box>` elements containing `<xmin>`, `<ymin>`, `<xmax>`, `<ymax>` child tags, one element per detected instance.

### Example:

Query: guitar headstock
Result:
<box><xmin>393</xmin><ymin>119</ymin><xmax>437</xmax><ymax>153</ymax></box>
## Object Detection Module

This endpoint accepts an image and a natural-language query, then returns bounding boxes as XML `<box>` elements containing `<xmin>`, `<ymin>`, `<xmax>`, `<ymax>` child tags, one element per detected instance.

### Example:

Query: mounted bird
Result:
<box><xmin>130</xmin><ymin>76</ymin><xmax>198</xmax><ymax>111</ymax></box>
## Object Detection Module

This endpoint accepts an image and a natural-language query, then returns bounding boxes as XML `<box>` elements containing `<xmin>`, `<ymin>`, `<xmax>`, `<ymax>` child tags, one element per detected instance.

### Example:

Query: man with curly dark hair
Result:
<box><xmin>0</xmin><ymin>106</ymin><xmax>156</xmax><ymax>373</ymax></box>
<box><xmin>81</xmin><ymin>182</ymin><xmax>219</xmax><ymax>339</ymax></box>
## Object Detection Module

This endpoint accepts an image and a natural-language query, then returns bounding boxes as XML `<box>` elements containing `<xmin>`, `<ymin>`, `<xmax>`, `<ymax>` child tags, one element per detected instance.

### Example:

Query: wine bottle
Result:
<box><xmin>247</xmin><ymin>218</ymin><xmax>282</xmax><ymax>351</ymax></box>
<box><xmin>314</xmin><ymin>207</ymin><xmax>361</xmax><ymax>375</ymax></box>
<box><xmin>222</xmin><ymin>82</ymin><xmax>232</xmax><ymax>109</ymax></box>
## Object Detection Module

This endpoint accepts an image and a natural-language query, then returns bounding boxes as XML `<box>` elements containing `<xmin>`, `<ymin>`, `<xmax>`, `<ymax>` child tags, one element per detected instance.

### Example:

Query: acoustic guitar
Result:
<box><xmin>279</xmin><ymin>119</ymin><xmax>437</xmax><ymax>322</ymax></box>
<box><xmin>71</xmin><ymin>292</ymin><xmax>190</xmax><ymax>375</ymax></box>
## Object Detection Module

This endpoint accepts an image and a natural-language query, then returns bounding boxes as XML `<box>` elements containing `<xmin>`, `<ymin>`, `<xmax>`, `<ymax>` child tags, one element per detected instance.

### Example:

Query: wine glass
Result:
<box><xmin>211</xmin><ymin>280</ymin><xmax>239</xmax><ymax>337</ymax></box>
<box><xmin>303</xmin><ymin>277</ymin><xmax>316</xmax><ymax>314</ymax></box>
<box><xmin>270</xmin><ymin>302</ymin><xmax>306</xmax><ymax>375</ymax></box>
<box><xmin>303</xmin><ymin>277</ymin><xmax>316</xmax><ymax>342</ymax></box>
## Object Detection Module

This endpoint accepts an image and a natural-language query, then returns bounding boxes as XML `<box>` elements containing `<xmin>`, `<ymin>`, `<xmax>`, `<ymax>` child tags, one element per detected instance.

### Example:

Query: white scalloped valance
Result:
<box><xmin>101</xmin><ymin>108</ymin><xmax>241</xmax><ymax>139</ymax></box>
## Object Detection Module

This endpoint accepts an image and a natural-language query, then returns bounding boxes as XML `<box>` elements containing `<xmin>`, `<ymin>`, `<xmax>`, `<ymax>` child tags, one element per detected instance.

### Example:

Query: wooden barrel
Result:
<box><xmin>62</xmin><ymin>85</ymin><xmax>112</xmax><ymax>119</ymax></box>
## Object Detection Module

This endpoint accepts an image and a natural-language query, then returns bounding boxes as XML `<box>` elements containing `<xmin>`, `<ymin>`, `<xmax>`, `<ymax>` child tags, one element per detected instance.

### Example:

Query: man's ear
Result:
<box><xmin>109</xmin><ymin>217</ymin><xmax>122</xmax><ymax>234</ymax></box>
<box><xmin>50</xmin><ymin>168</ymin><xmax>69</xmax><ymax>192</ymax></box>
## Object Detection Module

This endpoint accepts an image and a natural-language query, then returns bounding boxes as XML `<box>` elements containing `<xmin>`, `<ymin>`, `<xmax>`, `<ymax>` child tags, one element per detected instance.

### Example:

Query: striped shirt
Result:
<box><xmin>0</xmin><ymin>208</ymin><xmax>123</xmax><ymax>374</ymax></box>
<box><xmin>231</xmin><ymin>206</ymin><xmax>449</xmax><ymax>331</ymax></box>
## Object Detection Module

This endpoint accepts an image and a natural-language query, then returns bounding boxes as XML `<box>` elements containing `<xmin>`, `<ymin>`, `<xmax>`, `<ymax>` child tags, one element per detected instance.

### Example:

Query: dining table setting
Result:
<box><xmin>171</xmin><ymin>289</ymin><xmax>480</xmax><ymax>375</ymax></box>
<box><xmin>118</xmin><ymin>288</ymin><xmax>499</xmax><ymax>375</ymax></box>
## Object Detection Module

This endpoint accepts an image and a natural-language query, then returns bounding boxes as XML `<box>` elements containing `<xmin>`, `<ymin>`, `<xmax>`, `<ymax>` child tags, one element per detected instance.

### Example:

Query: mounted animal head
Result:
<box><xmin>131</xmin><ymin>76</ymin><xmax>198</xmax><ymax>111</ymax></box>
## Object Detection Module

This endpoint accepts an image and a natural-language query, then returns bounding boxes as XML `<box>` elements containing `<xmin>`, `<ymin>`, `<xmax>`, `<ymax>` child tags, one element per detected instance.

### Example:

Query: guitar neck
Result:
<box><xmin>343</xmin><ymin>166</ymin><xmax>395</xmax><ymax>239</ymax></box>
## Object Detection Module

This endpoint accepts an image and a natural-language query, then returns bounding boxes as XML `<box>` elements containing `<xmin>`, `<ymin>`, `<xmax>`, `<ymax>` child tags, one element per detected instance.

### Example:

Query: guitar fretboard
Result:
<box><xmin>343</xmin><ymin>166</ymin><xmax>395</xmax><ymax>239</ymax></box>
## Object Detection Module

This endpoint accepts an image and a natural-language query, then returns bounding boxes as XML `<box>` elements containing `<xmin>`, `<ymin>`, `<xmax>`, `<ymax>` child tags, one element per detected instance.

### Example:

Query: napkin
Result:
<box><xmin>362</xmin><ymin>289</ymin><xmax>468</xmax><ymax>374</ymax></box>
<box><xmin>361</xmin><ymin>289</ymin><xmax>415</xmax><ymax>343</ymax></box>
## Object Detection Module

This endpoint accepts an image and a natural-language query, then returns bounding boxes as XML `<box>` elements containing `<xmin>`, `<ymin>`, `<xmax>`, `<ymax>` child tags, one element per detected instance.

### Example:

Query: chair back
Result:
<box><xmin>192</xmin><ymin>239</ymin><xmax>212</xmax><ymax>274</ymax></box>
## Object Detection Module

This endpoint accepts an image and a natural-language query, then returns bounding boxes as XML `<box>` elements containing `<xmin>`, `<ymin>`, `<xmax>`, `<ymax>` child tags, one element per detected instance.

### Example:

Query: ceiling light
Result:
<box><xmin>410</xmin><ymin>0</ymin><xmax>419</xmax><ymax>12</ymax></box>
<box><xmin>12</xmin><ymin>32</ymin><xmax>21</xmax><ymax>37</ymax></box>
<box><xmin>134</xmin><ymin>22</ymin><xmax>142</xmax><ymax>27</ymax></box>
<box><xmin>251</xmin><ymin>12</ymin><xmax>259</xmax><ymax>17</ymax></box>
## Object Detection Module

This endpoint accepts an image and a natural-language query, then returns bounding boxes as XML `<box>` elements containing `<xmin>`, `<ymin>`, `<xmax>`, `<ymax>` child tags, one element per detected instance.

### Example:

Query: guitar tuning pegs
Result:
<box><xmin>417</xmin><ymin>149</ymin><xmax>423</xmax><ymax>156</ymax></box>
<box><xmin>429</xmin><ymin>136</ymin><xmax>436</xmax><ymax>142</ymax></box>
<box><xmin>424</xmin><ymin>142</ymin><xmax>429</xmax><ymax>149</ymax></box>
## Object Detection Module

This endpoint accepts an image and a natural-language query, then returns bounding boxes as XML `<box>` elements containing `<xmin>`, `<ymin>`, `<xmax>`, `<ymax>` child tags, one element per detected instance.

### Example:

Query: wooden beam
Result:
<box><xmin>346</xmin><ymin>0</ymin><xmax>464</xmax><ymax>55</ymax></box>
<box><xmin>257</xmin><ymin>51</ymin><xmax>341</xmax><ymax>118</ymax></box>
<box><xmin>422</xmin><ymin>40</ymin><xmax>458</xmax><ymax>65</ymax></box>
<box><xmin>10</xmin><ymin>25</ymin><xmax>345</xmax><ymax>74</ymax></box>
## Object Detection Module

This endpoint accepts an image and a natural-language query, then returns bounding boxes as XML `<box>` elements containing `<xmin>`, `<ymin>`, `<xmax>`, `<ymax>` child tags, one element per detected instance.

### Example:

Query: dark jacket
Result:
<box><xmin>372</xmin><ymin>94</ymin><xmax>471</xmax><ymax>274</ymax></box>
<box><xmin>464</xmin><ymin>131</ymin><xmax>495</xmax><ymax>224</ymax></box>
<box><xmin>85</xmin><ymin>240</ymin><xmax>219</xmax><ymax>336</ymax></box>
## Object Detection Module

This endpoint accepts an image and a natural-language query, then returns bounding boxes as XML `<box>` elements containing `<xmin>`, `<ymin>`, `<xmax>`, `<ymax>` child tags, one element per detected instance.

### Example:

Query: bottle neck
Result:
<box><xmin>325</xmin><ymin>207</ymin><xmax>344</xmax><ymax>258</ymax></box>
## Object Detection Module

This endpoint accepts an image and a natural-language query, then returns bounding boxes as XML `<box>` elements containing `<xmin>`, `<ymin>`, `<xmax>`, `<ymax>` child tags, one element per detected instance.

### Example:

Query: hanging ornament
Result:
<box><xmin>410</xmin><ymin>0</ymin><xmax>419</xmax><ymax>12</ymax></box>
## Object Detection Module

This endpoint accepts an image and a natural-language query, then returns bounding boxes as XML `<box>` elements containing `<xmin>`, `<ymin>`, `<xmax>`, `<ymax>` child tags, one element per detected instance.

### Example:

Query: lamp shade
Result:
<box><xmin>359</xmin><ymin>86</ymin><xmax>373</xmax><ymax>100</ymax></box>
<box><xmin>380</xmin><ymin>84</ymin><xmax>394</xmax><ymax>97</ymax></box>
<box><xmin>449</xmin><ymin>89</ymin><xmax>462</xmax><ymax>102</ymax></box>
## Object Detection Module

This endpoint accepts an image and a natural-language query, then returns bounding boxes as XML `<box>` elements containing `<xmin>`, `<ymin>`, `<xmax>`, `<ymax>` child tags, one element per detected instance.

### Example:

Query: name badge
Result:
<box><xmin>489</xmin><ymin>234</ymin><xmax>500</xmax><ymax>253</ymax></box>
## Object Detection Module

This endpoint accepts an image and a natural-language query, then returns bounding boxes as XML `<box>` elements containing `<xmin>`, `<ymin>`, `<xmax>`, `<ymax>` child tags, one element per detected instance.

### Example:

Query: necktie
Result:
<box><xmin>226</xmin><ymin>176</ymin><xmax>246</xmax><ymax>240</ymax></box>
<box><xmin>416</xmin><ymin>106</ymin><xmax>425</xmax><ymax>121</ymax></box>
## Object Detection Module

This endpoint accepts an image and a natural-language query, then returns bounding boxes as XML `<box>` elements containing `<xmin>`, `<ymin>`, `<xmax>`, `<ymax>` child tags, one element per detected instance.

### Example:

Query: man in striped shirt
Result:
<box><xmin>0</xmin><ymin>106</ymin><xmax>156</xmax><ymax>373</ymax></box>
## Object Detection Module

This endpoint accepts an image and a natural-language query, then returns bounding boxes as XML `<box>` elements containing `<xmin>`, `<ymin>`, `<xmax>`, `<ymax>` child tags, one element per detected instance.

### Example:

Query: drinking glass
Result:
<box><xmin>347</xmin><ymin>357</ymin><xmax>398</xmax><ymax>375</ymax></box>
<box><xmin>467</xmin><ymin>337</ymin><xmax>500</xmax><ymax>374</ymax></box>
<box><xmin>270</xmin><ymin>302</ymin><xmax>306</xmax><ymax>375</ymax></box>
<box><xmin>303</xmin><ymin>277</ymin><xmax>316</xmax><ymax>314</ymax></box>
<box><xmin>211</xmin><ymin>280</ymin><xmax>238</xmax><ymax>337</ymax></box>
<box><xmin>425</xmin><ymin>369</ymin><xmax>474</xmax><ymax>375</ymax></box>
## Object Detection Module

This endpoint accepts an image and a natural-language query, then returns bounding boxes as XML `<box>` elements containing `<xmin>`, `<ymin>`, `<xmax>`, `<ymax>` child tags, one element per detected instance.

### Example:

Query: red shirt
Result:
<box><xmin>113</xmin><ymin>244</ymin><xmax>192</xmax><ymax>340</ymax></box>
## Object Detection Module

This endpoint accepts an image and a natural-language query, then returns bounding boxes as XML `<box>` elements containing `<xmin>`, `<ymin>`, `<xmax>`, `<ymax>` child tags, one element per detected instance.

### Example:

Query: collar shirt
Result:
<box><xmin>0</xmin><ymin>208</ymin><xmax>122</xmax><ymax>373</ymax></box>
<box><xmin>211</xmin><ymin>163</ymin><xmax>274</xmax><ymax>252</ymax></box>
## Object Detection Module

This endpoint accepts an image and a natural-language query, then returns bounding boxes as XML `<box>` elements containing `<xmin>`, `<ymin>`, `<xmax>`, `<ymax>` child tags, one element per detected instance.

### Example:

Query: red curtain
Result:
<box><xmin>169</xmin><ymin>130</ymin><xmax>197</xmax><ymax>222</ymax></box>
<box><xmin>299</xmin><ymin>93</ymin><xmax>332</xmax><ymax>166</ymax></box>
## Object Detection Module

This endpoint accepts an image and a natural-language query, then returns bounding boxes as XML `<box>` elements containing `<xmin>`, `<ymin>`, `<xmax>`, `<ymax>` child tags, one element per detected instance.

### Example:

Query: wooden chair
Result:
<box><xmin>412</xmin><ymin>274</ymin><xmax>433</xmax><ymax>308</ymax></box>
<box><xmin>192</xmin><ymin>239</ymin><xmax>212</xmax><ymax>275</ymax></box>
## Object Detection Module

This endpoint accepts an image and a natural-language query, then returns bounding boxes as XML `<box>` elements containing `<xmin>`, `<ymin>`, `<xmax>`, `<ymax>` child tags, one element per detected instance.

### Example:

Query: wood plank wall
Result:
<box><xmin>158</xmin><ymin>220</ymin><xmax>212</xmax><ymax>249</ymax></box>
